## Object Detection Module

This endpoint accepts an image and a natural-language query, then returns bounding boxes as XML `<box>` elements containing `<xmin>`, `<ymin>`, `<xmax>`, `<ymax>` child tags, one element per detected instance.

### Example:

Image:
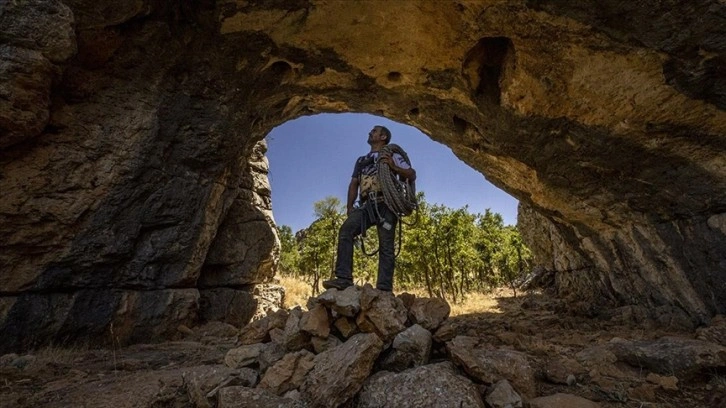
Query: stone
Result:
<box><xmin>334</xmin><ymin>316</ymin><xmax>359</xmax><ymax>339</ymax></box>
<box><xmin>311</xmin><ymin>335</ymin><xmax>342</xmax><ymax>354</ymax></box>
<box><xmin>356</xmin><ymin>285</ymin><xmax>408</xmax><ymax>342</ymax></box>
<box><xmin>318</xmin><ymin>286</ymin><xmax>361</xmax><ymax>317</ymax></box>
<box><xmin>527</xmin><ymin>393</ymin><xmax>600</xmax><ymax>408</ymax></box>
<box><xmin>281</xmin><ymin>307</ymin><xmax>311</xmax><ymax>351</ymax></box>
<box><xmin>258</xmin><ymin>342</ymin><xmax>287</xmax><ymax>374</ymax></box>
<box><xmin>485</xmin><ymin>379</ymin><xmax>522</xmax><ymax>408</ymax></box>
<box><xmin>356</xmin><ymin>361</ymin><xmax>485</xmax><ymax>408</ymax></box>
<box><xmin>606</xmin><ymin>336</ymin><xmax>726</xmax><ymax>378</ymax></box>
<box><xmin>259</xmin><ymin>350</ymin><xmax>315</xmax><ymax>396</ymax></box>
<box><xmin>224</xmin><ymin>343</ymin><xmax>265</xmax><ymax>369</ymax></box>
<box><xmin>300</xmin><ymin>304</ymin><xmax>330</xmax><ymax>338</ymax></box>
<box><xmin>407</xmin><ymin>297</ymin><xmax>451</xmax><ymax>331</ymax></box>
<box><xmin>378</xmin><ymin>324</ymin><xmax>432</xmax><ymax>372</ymax></box>
<box><xmin>447</xmin><ymin>336</ymin><xmax>537</xmax><ymax>397</ymax></box>
<box><xmin>217</xmin><ymin>386</ymin><xmax>305</xmax><ymax>408</ymax></box>
<box><xmin>181</xmin><ymin>364</ymin><xmax>240</xmax><ymax>408</ymax></box>
<box><xmin>199</xmin><ymin>288</ymin><xmax>256</xmax><ymax>328</ymax></box>
<box><xmin>300</xmin><ymin>333</ymin><xmax>383</xmax><ymax>408</ymax></box>
<box><xmin>239</xmin><ymin>309</ymin><xmax>289</xmax><ymax>345</ymax></box>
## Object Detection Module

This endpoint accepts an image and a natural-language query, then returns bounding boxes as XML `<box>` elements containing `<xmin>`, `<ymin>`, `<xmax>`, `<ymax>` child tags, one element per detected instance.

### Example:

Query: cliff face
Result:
<box><xmin>0</xmin><ymin>0</ymin><xmax>724</xmax><ymax>350</ymax></box>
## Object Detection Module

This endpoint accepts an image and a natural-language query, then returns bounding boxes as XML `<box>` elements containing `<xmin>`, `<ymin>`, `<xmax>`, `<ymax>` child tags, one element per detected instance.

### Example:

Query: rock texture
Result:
<box><xmin>1</xmin><ymin>0</ymin><xmax>725</xmax><ymax>350</ymax></box>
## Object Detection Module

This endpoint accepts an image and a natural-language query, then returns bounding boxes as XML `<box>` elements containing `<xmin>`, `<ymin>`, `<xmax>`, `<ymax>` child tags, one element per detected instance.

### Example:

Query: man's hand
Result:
<box><xmin>379</xmin><ymin>153</ymin><xmax>395</xmax><ymax>169</ymax></box>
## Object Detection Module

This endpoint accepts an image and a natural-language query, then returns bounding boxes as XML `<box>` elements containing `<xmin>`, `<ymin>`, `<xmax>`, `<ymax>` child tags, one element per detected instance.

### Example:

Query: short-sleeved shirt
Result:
<box><xmin>352</xmin><ymin>152</ymin><xmax>410</xmax><ymax>198</ymax></box>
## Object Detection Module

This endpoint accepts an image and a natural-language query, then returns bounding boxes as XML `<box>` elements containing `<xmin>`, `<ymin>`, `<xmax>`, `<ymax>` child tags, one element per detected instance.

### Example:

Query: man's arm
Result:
<box><xmin>380</xmin><ymin>153</ymin><xmax>416</xmax><ymax>182</ymax></box>
<box><xmin>346</xmin><ymin>177</ymin><xmax>359</xmax><ymax>214</ymax></box>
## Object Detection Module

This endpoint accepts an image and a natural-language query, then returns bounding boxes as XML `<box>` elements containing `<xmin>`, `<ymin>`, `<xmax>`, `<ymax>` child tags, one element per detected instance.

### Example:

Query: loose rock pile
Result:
<box><xmin>215</xmin><ymin>285</ymin><xmax>598</xmax><ymax>408</ymax></box>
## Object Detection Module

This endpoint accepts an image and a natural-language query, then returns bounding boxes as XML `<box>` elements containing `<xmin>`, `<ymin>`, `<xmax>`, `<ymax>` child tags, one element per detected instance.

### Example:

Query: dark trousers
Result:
<box><xmin>334</xmin><ymin>200</ymin><xmax>398</xmax><ymax>291</ymax></box>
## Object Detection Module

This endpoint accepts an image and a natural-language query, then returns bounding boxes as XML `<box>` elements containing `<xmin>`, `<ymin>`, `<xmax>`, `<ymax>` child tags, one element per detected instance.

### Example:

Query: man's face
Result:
<box><xmin>367</xmin><ymin>126</ymin><xmax>384</xmax><ymax>144</ymax></box>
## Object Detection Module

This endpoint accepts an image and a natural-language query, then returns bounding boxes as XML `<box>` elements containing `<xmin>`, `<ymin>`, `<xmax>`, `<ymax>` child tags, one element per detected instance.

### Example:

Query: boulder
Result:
<box><xmin>485</xmin><ymin>379</ymin><xmax>522</xmax><ymax>408</ymax></box>
<box><xmin>224</xmin><ymin>344</ymin><xmax>265</xmax><ymax>369</ymax></box>
<box><xmin>356</xmin><ymin>361</ymin><xmax>485</xmax><ymax>408</ymax></box>
<box><xmin>378</xmin><ymin>324</ymin><xmax>432</xmax><ymax>372</ymax></box>
<box><xmin>447</xmin><ymin>336</ymin><xmax>537</xmax><ymax>397</ymax></box>
<box><xmin>258</xmin><ymin>350</ymin><xmax>315</xmax><ymax>396</ymax></box>
<box><xmin>318</xmin><ymin>286</ymin><xmax>361</xmax><ymax>317</ymax></box>
<box><xmin>408</xmin><ymin>297</ymin><xmax>451</xmax><ymax>331</ymax></box>
<box><xmin>606</xmin><ymin>336</ymin><xmax>726</xmax><ymax>378</ymax></box>
<box><xmin>300</xmin><ymin>333</ymin><xmax>383</xmax><ymax>408</ymax></box>
<box><xmin>300</xmin><ymin>304</ymin><xmax>330</xmax><ymax>338</ymax></box>
<box><xmin>356</xmin><ymin>285</ymin><xmax>408</xmax><ymax>342</ymax></box>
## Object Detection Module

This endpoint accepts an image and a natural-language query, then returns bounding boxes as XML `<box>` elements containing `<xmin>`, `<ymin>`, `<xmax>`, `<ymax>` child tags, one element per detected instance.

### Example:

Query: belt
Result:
<box><xmin>362</xmin><ymin>192</ymin><xmax>384</xmax><ymax>202</ymax></box>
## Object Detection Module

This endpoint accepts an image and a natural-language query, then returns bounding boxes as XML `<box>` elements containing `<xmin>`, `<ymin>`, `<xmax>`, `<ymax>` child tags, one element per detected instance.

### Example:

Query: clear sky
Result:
<box><xmin>265</xmin><ymin>113</ymin><xmax>519</xmax><ymax>233</ymax></box>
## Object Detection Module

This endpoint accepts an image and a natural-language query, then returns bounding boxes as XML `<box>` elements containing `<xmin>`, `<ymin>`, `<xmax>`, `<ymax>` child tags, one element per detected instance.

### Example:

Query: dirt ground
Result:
<box><xmin>1</xmin><ymin>291</ymin><xmax>724</xmax><ymax>408</ymax></box>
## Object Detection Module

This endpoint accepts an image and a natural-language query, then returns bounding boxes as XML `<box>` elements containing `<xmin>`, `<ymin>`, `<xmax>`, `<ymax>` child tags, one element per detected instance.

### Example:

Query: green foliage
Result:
<box><xmin>277</xmin><ymin>193</ymin><xmax>533</xmax><ymax>302</ymax></box>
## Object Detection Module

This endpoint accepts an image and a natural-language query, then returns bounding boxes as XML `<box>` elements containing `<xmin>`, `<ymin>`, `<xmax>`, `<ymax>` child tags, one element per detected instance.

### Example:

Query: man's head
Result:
<box><xmin>368</xmin><ymin>125</ymin><xmax>391</xmax><ymax>145</ymax></box>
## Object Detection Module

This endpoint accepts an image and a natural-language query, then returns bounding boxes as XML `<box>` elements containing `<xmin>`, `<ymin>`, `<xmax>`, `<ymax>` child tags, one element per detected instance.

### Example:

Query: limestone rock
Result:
<box><xmin>217</xmin><ymin>386</ymin><xmax>305</xmax><ymax>408</ymax></box>
<box><xmin>311</xmin><ymin>335</ymin><xmax>342</xmax><ymax>354</ymax></box>
<box><xmin>356</xmin><ymin>285</ymin><xmax>408</xmax><ymax>342</ymax></box>
<box><xmin>259</xmin><ymin>350</ymin><xmax>315</xmax><ymax>396</ymax></box>
<box><xmin>318</xmin><ymin>286</ymin><xmax>361</xmax><ymax>317</ymax></box>
<box><xmin>334</xmin><ymin>316</ymin><xmax>360</xmax><ymax>339</ymax></box>
<box><xmin>527</xmin><ymin>393</ymin><xmax>600</xmax><ymax>408</ymax></box>
<box><xmin>447</xmin><ymin>336</ymin><xmax>537</xmax><ymax>397</ymax></box>
<box><xmin>408</xmin><ymin>297</ymin><xmax>451</xmax><ymax>331</ymax></box>
<box><xmin>239</xmin><ymin>308</ymin><xmax>289</xmax><ymax>346</ymax></box>
<box><xmin>182</xmin><ymin>364</ymin><xmax>243</xmax><ymax>408</ymax></box>
<box><xmin>378</xmin><ymin>324</ymin><xmax>432</xmax><ymax>372</ymax></box>
<box><xmin>224</xmin><ymin>344</ymin><xmax>265</xmax><ymax>369</ymax></box>
<box><xmin>199</xmin><ymin>288</ymin><xmax>256</xmax><ymax>328</ymax></box>
<box><xmin>606</xmin><ymin>336</ymin><xmax>726</xmax><ymax>378</ymax></box>
<box><xmin>485</xmin><ymin>379</ymin><xmax>522</xmax><ymax>408</ymax></box>
<box><xmin>356</xmin><ymin>361</ymin><xmax>485</xmax><ymax>408</ymax></box>
<box><xmin>280</xmin><ymin>307</ymin><xmax>311</xmax><ymax>352</ymax></box>
<box><xmin>300</xmin><ymin>304</ymin><xmax>330</xmax><ymax>338</ymax></box>
<box><xmin>257</xmin><ymin>342</ymin><xmax>287</xmax><ymax>374</ymax></box>
<box><xmin>300</xmin><ymin>333</ymin><xmax>383</xmax><ymax>408</ymax></box>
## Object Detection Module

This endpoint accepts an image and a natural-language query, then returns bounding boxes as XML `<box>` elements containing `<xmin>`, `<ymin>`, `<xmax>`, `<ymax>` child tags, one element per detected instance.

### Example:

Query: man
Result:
<box><xmin>322</xmin><ymin>125</ymin><xmax>416</xmax><ymax>292</ymax></box>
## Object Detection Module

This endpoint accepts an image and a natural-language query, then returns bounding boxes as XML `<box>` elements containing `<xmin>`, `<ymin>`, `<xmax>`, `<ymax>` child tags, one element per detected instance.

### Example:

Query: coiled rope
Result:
<box><xmin>377</xmin><ymin>144</ymin><xmax>417</xmax><ymax>217</ymax></box>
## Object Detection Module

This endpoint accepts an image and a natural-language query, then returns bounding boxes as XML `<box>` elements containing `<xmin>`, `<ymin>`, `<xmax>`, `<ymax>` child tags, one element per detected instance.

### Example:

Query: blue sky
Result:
<box><xmin>265</xmin><ymin>113</ymin><xmax>519</xmax><ymax>233</ymax></box>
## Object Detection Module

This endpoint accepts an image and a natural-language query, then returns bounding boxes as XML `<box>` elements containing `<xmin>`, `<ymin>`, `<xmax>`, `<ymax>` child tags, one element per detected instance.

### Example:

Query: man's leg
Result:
<box><xmin>326</xmin><ymin>208</ymin><xmax>368</xmax><ymax>289</ymax></box>
<box><xmin>376</xmin><ymin>204</ymin><xmax>398</xmax><ymax>291</ymax></box>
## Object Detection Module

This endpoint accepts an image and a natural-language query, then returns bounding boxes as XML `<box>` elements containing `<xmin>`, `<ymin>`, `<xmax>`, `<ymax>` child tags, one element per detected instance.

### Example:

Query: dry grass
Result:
<box><xmin>279</xmin><ymin>275</ymin><xmax>314</xmax><ymax>309</ymax></box>
<box><xmin>278</xmin><ymin>275</ymin><xmax>514</xmax><ymax>316</ymax></box>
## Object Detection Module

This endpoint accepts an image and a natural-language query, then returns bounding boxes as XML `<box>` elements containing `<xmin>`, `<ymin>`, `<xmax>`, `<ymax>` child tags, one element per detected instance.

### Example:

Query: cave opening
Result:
<box><xmin>264</xmin><ymin>112</ymin><xmax>519</xmax><ymax>235</ymax></box>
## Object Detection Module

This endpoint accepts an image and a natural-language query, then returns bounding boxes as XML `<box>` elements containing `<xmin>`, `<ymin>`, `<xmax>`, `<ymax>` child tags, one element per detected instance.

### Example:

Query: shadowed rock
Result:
<box><xmin>527</xmin><ymin>393</ymin><xmax>600</xmax><ymax>408</ymax></box>
<box><xmin>606</xmin><ymin>336</ymin><xmax>726</xmax><ymax>378</ymax></box>
<box><xmin>447</xmin><ymin>336</ymin><xmax>537</xmax><ymax>397</ymax></box>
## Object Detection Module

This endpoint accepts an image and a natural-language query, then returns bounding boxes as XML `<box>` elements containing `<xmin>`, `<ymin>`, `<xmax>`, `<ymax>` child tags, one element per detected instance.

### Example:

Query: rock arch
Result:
<box><xmin>0</xmin><ymin>0</ymin><xmax>724</xmax><ymax>351</ymax></box>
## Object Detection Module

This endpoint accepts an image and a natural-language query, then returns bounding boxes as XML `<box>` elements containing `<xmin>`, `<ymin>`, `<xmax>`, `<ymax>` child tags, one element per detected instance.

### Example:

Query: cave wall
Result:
<box><xmin>0</xmin><ymin>0</ymin><xmax>724</xmax><ymax>350</ymax></box>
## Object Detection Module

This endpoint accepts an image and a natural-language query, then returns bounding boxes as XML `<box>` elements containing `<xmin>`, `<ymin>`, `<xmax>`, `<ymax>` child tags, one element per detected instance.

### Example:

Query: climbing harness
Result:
<box><xmin>356</xmin><ymin>144</ymin><xmax>418</xmax><ymax>258</ymax></box>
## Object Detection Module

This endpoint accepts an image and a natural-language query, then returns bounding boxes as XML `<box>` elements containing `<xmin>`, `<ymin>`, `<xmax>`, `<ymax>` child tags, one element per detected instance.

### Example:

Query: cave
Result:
<box><xmin>0</xmin><ymin>0</ymin><xmax>724</xmax><ymax>352</ymax></box>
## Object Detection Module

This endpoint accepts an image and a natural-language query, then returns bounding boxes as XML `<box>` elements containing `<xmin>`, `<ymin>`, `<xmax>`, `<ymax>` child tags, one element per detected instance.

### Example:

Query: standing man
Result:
<box><xmin>322</xmin><ymin>125</ymin><xmax>416</xmax><ymax>292</ymax></box>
